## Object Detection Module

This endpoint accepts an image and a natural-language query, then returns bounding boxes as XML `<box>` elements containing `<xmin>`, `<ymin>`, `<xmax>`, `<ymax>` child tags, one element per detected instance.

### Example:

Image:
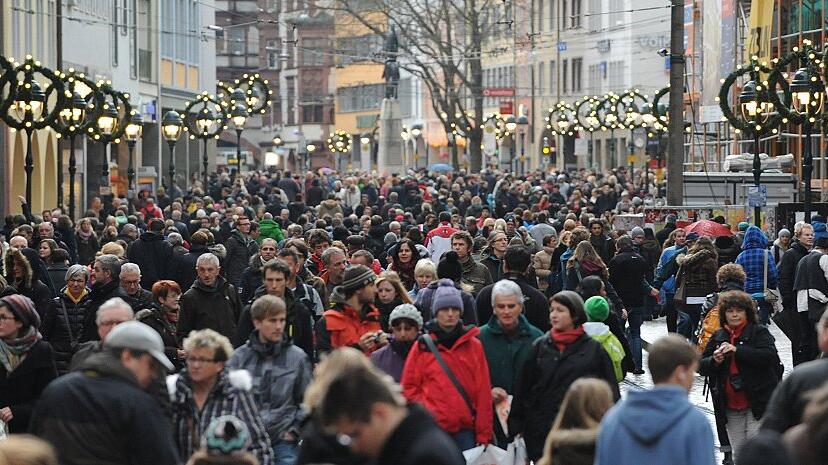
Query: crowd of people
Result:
<box><xmin>0</xmin><ymin>166</ymin><xmax>824</xmax><ymax>465</ymax></box>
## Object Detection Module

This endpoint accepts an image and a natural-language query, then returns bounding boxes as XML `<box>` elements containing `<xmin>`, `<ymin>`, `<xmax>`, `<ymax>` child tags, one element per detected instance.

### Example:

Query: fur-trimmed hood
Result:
<box><xmin>4</xmin><ymin>247</ymin><xmax>33</xmax><ymax>289</ymax></box>
<box><xmin>167</xmin><ymin>369</ymin><xmax>252</xmax><ymax>402</ymax></box>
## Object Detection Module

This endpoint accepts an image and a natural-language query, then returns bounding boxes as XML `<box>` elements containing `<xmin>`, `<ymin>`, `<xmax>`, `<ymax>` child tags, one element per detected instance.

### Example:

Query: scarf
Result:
<box><xmin>724</xmin><ymin>320</ymin><xmax>749</xmax><ymax>410</ymax></box>
<box><xmin>77</xmin><ymin>229</ymin><xmax>93</xmax><ymax>240</ymax></box>
<box><xmin>0</xmin><ymin>326</ymin><xmax>41</xmax><ymax>373</ymax></box>
<box><xmin>550</xmin><ymin>326</ymin><xmax>585</xmax><ymax>353</ymax></box>
<box><xmin>428</xmin><ymin>321</ymin><xmax>466</xmax><ymax>349</ymax></box>
<box><xmin>65</xmin><ymin>287</ymin><xmax>88</xmax><ymax>305</ymax></box>
<box><xmin>390</xmin><ymin>339</ymin><xmax>415</xmax><ymax>358</ymax></box>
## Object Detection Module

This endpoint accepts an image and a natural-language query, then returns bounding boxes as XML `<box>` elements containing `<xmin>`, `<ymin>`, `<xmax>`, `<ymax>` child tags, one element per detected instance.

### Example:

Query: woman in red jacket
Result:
<box><xmin>402</xmin><ymin>281</ymin><xmax>493</xmax><ymax>451</ymax></box>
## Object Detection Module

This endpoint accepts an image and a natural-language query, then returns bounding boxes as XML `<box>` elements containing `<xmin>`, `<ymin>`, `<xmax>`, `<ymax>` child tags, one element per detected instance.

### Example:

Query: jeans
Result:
<box><xmin>626</xmin><ymin>306</ymin><xmax>644</xmax><ymax>370</ymax></box>
<box><xmin>451</xmin><ymin>429</ymin><xmax>476</xmax><ymax>452</ymax></box>
<box><xmin>725</xmin><ymin>408</ymin><xmax>761</xmax><ymax>463</ymax></box>
<box><xmin>272</xmin><ymin>439</ymin><xmax>298</xmax><ymax>465</ymax></box>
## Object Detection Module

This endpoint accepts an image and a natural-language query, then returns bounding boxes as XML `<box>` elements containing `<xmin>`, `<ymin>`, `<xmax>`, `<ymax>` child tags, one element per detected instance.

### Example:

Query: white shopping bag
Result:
<box><xmin>507</xmin><ymin>437</ymin><xmax>527</xmax><ymax>465</ymax></box>
<box><xmin>463</xmin><ymin>443</ymin><xmax>513</xmax><ymax>465</ymax></box>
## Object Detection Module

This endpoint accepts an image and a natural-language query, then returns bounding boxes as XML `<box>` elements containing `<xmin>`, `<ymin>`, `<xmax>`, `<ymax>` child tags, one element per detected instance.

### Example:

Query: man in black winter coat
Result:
<box><xmin>178</xmin><ymin>253</ymin><xmax>241</xmax><ymax>342</ymax></box>
<box><xmin>762</xmin><ymin>311</ymin><xmax>828</xmax><ymax>433</ymax></box>
<box><xmin>127</xmin><ymin>218</ymin><xmax>173</xmax><ymax>290</ymax></box>
<box><xmin>223</xmin><ymin>216</ymin><xmax>259</xmax><ymax>287</ymax></box>
<box><xmin>476</xmin><ymin>246</ymin><xmax>550</xmax><ymax>332</ymax></box>
<box><xmin>312</xmin><ymin>355</ymin><xmax>464</xmax><ymax>465</ymax></box>
<box><xmin>31</xmin><ymin>322</ymin><xmax>179</xmax><ymax>465</ymax></box>
<box><xmin>81</xmin><ymin>254</ymin><xmax>130</xmax><ymax>342</ymax></box>
<box><xmin>778</xmin><ymin>223</ymin><xmax>812</xmax><ymax>366</ymax></box>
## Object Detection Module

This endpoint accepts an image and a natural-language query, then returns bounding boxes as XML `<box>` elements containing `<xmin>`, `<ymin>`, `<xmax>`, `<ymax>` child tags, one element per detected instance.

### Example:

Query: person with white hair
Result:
<box><xmin>178</xmin><ymin>253</ymin><xmax>243</xmax><ymax>341</ymax></box>
<box><xmin>42</xmin><ymin>264</ymin><xmax>92</xmax><ymax>374</ymax></box>
<box><xmin>119</xmin><ymin>262</ymin><xmax>153</xmax><ymax>311</ymax></box>
<box><xmin>477</xmin><ymin>280</ymin><xmax>543</xmax><ymax>445</ymax></box>
<box><xmin>70</xmin><ymin>297</ymin><xmax>135</xmax><ymax>370</ymax></box>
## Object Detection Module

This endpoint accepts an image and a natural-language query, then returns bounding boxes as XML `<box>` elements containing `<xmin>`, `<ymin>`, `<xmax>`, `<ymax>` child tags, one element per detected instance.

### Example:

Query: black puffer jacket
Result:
<box><xmin>127</xmin><ymin>231</ymin><xmax>174</xmax><ymax>289</ymax></box>
<box><xmin>42</xmin><ymin>289</ymin><xmax>92</xmax><ymax>374</ymax></box>
<box><xmin>779</xmin><ymin>240</ymin><xmax>809</xmax><ymax>312</ymax></box>
<box><xmin>238</xmin><ymin>253</ymin><xmax>266</xmax><ymax>305</ymax></box>
<box><xmin>508</xmin><ymin>332</ymin><xmax>619</xmax><ymax>462</ymax></box>
<box><xmin>178</xmin><ymin>276</ymin><xmax>241</xmax><ymax>342</ymax></box>
<box><xmin>699</xmin><ymin>323</ymin><xmax>781</xmax><ymax>421</ymax></box>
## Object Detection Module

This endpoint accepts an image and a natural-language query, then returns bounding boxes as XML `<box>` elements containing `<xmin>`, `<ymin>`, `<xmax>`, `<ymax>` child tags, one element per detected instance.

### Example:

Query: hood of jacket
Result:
<box><xmin>208</xmin><ymin>243</ymin><xmax>227</xmax><ymax>259</ymax></box>
<box><xmin>139</xmin><ymin>231</ymin><xmax>164</xmax><ymax>242</ymax></box>
<box><xmin>188</xmin><ymin>243</ymin><xmax>210</xmax><ymax>255</ymax></box>
<box><xmin>742</xmin><ymin>225</ymin><xmax>768</xmax><ymax>250</ymax></box>
<box><xmin>193</xmin><ymin>275</ymin><xmax>228</xmax><ymax>293</ymax></box>
<box><xmin>4</xmin><ymin>247</ymin><xmax>33</xmax><ymax>289</ymax></box>
<box><xmin>246</xmin><ymin>329</ymin><xmax>292</xmax><ymax>357</ymax></box>
<box><xmin>75</xmin><ymin>350</ymin><xmax>140</xmax><ymax>387</ymax></box>
<box><xmin>546</xmin><ymin>427</ymin><xmax>599</xmax><ymax>448</ymax></box>
<box><xmin>617</xmin><ymin>386</ymin><xmax>695</xmax><ymax>445</ymax></box>
<box><xmin>167</xmin><ymin>369</ymin><xmax>252</xmax><ymax>404</ymax></box>
<box><xmin>583</xmin><ymin>321</ymin><xmax>611</xmax><ymax>338</ymax></box>
<box><xmin>321</xmin><ymin>199</ymin><xmax>339</xmax><ymax>209</ymax></box>
<box><xmin>248</xmin><ymin>253</ymin><xmax>266</xmax><ymax>273</ymax></box>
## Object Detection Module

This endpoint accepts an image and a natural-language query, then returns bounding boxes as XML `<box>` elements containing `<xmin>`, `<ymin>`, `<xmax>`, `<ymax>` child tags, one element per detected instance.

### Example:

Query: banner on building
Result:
<box><xmin>747</xmin><ymin>0</ymin><xmax>774</xmax><ymax>65</ymax></box>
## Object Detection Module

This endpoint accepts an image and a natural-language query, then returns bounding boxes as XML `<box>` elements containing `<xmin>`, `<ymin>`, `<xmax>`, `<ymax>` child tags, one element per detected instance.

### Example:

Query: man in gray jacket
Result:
<box><xmin>228</xmin><ymin>295</ymin><xmax>312</xmax><ymax>465</ymax></box>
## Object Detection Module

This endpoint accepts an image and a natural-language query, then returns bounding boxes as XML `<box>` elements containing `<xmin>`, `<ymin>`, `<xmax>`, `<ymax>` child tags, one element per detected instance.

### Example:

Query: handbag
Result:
<box><xmin>422</xmin><ymin>335</ymin><xmax>476</xmax><ymax>422</ymax></box>
<box><xmin>763</xmin><ymin>252</ymin><xmax>782</xmax><ymax>305</ymax></box>
<box><xmin>674</xmin><ymin>265</ymin><xmax>687</xmax><ymax>302</ymax></box>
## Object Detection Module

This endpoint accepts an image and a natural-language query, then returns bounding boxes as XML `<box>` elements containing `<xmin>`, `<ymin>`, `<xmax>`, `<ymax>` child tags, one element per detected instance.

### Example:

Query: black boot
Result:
<box><xmin>722</xmin><ymin>451</ymin><xmax>733</xmax><ymax>465</ymax></box>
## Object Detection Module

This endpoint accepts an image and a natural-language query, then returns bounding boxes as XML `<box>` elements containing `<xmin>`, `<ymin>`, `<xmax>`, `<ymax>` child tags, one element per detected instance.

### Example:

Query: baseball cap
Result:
<box><xmin>104</xmin><ymin>321</ymin><xmax>174</xmax><ymax>370</ymax></box>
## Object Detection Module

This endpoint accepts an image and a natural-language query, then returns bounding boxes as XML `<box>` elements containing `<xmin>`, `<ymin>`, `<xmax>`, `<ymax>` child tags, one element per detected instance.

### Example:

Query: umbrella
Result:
<box><xmin>317</xmin><ymin>167</ymin><xmax>334</xmax><ymax>175</ymax></box>
<box><xmin>429</xmin><ymin>163</ymin><xmax>453</xmax><ymax>173</ymax></box>
<box><xmin>683</xmin><ymin>220</ymin><xmax>734</xmax><ymax>238</ymax></box>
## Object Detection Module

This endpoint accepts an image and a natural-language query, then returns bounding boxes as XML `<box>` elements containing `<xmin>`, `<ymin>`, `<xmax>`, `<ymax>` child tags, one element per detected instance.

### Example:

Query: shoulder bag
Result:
<box><xmin>421</xmin><ymin>335</ymin><xmax>477</xmax><ymax>422</ymax></box>
<box><xmin>763</xmin><ymin>251</ymin><xmax>781</xmax><ymax>305</ymax></box>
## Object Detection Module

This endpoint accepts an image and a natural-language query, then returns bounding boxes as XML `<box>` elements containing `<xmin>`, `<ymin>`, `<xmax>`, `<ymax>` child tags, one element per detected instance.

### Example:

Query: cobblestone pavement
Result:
<box><xmin>618</xmin><ymin>318</ymin><xmax>793</xmax><ymax>463</ymax></box>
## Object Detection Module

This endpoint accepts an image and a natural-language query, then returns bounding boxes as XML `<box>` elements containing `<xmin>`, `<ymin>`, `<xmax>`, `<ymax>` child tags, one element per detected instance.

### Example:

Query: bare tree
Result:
<box><xmin>327</xmin><ymin>0</ymin><xmax>508</xmax><ymax>172</ymax></box>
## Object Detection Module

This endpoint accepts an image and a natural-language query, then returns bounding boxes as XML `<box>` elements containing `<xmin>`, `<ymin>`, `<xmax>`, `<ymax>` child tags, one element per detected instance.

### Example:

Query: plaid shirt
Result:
<box><xmin>168</xmin><ymin>370</ymin><xmax>274</xmax><ymax>465</ymax></box>
<box><xmin>735</xmin><ymin>227</ymin><xmax>778</xmax><ymax>295</ymax></box>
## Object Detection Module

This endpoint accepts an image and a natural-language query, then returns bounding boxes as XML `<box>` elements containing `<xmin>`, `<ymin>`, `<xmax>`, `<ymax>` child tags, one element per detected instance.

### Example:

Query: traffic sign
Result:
<box><xmin>557</xmin><ymin>42</ymin><xmax>567</xmax><ymax>51</ymax></box>
<box><xmin>483</xmin><ymin>87</ymin><xmax>515</xmax><ymax>97</ymax></box>
<box><xmin>747</xmin><ymin>184</ymin><xmax>768</xmax><ymax>208</ymax></box>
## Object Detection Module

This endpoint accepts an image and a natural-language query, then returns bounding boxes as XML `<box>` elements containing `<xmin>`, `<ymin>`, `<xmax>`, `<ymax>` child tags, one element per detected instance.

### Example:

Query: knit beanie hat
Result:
<box><xmin>437</xmin><ymin>251</ymin><xmax>463</xmax><ymax>281</ymax></box>
<box><xmin>777</xmin><ymin>228</ymin><xmax>791</xmax><ymax>239</ymax></box>
<box><xmin>431</xmin><ymin>280</ymin><xmax>463</xmax><ymax>315</ymax></box>
<box><xmin>384</xmin><ymin>232</ymin><xmax>398</xmax><ymax>246</ymax></box>
<box><xmin>630</xmin><ymin>227</ymin><xmax>645</xmax><ymax>239</ymax></box>
<box><xmin>338</xmin><ymin>265</ymin><xmax>377</xmax><ymax>293</ymax></box>
<box><xmin>584</xmin><ymin>296</ymin><xmax>610</xmax><ymax>322</ymax></box>
<box><xmin>203</xmin><ymin>415</ymin><xmax>251</xmax><ymax>456</ymax></box>
<box><xmin>0</xmin><ymin>294</ymin><xmax>39</xmax><ymax>330</ymax></box>
<box><xmin>389</xmin><ymin>304</ymin><xmax>423</xmax><ymax>328</ymax></box>
<box><xmin>738</xmin><ymin>221</ymin><xmax>750</xmax><ymax>232</ymax></box>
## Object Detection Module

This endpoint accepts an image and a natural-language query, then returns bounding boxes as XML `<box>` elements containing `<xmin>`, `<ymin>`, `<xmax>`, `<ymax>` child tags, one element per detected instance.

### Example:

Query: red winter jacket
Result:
<box><xmin>402</xmin><ymin>326</ymin><xmax>493</xmax><ymax>444</ymax></box>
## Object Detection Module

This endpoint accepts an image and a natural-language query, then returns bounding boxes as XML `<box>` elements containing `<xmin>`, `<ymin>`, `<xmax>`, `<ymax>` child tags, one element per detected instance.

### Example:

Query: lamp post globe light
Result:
<box><xmin>52</xmin><ymin>68</ymin><xmax>104</xmax><ymax>218</ymax></box>
<box><xmin>619</xmin><ymin>89</ymin><xmax>649</xmax><ymax>174</ymax></box>
<box><xmin>574</xmin><ymin>96</ymin><xmax>601</xmax><ymax>170</ymax></box>
<box><xmin>767</xmin><ymin>40</ymin><xmax>827</xmax><ymax>223</ymax></box>
<box><xmin>597</xmin><ymin>92</ymin><xmax>624</xmax><ymax>168</ymax></box>
<box><xmin>161</xmin><ymin>110</ymin><xmax>184</xmax><ymax>196</ymax></box>
<box><xmin>411</xmin><ymin>124</ymin><xmax>423</xmax><ymax>169</ymax></box>
<box><xmin>517</xmin><ymin>115</ymin><xmax>529</xmax><ymax>174</ymax></box>
<box><xmin>306</xmin><ymin>142</ymin><xmax>317</xmax><ymax>171</ymax></box>
<box><xmin>718</xmin><ymin>58</ymin><xmax>785</xmax><ymax>227</ymax></box>
<box><xmin>0</xmin><ymin>55</ymin><xmax>66</xmax><ymax>207</ymax></box>
<box><xmin>185</xmin><ymin>92</ymin><xmax>227</xmax><ymax>191</ymax></box>
<box><xmin>230</xmin><ymin>95</ymin><xmax>248</xmax><ymax>179</ymax></box>
<box><xmin>548</xmin><ymin>101</ymin><xmax>576</xmax><ymax>171</ymax></box>
<box><xmin>327</xmin><ymin>130</ymin><xmax>352</xmax><ymax>172</ymax></box>
<box><xmin>123</xmin><ymin>111</ymin><xmax>143</xmax><ymax>199</ymax></box>
<box><xmin>400</xmin><ymin>126</ymin><xmax>411</xmax><ymax>167</ymax></box>
<box><xmin>483</xmin><ymin>114</ymin><xmax>506</xmax><ymax>170</ymax></box>
<box><xmin>87</xmin><ymin>81</ymin><xmax>130</xmax><ymax>196</ymax></box>
<box><xmin>504</xmin><ymin>115</ymin><xmax>517</xmax><ymax>173</ymax></box>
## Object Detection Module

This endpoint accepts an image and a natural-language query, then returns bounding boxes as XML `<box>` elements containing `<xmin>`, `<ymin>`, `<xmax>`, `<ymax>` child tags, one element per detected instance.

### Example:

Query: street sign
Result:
<box><xmin>483</xmin><ymin>87</ymin><xmax>515</xmax><ymax>97</ymax></box>
<box><xmin>499</xmin><ymin>101</ymin><xmax>513</xmax><ymax>116</ymax></box>
<box><xmin>747</xmin><ymin>184</ymin><xmax>768</xmax><ymax>208</ymax></box>
<box><xmin>557</xmin><ymin>42</ymin><xmax>567</xmax><ymax>51</ymax></box>
<box><xmin>699</xmin><ymin>105</ymin><xmax>724</xmax><ymax>124</ymax></box>
<box><xmin>627</xmin><ymin>155</ymin><xmax>637</xmax><ymax>164</ymax></box>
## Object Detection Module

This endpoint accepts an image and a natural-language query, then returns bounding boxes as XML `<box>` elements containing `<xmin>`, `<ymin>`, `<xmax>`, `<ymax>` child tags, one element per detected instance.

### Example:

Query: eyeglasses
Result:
<box><xmin>121</xmin><ymin>280</ymin><xmax>140</xmax><ymax>286</ymax></box>
<box><xmin>186</xmin><ymin>356</ymin><xmax>218</xmax><ymax>365</ymax></box>
<box><xmin>0</xmin><ymin>315</ymin><xmax>16</xmax><ymax>322</ymax></box>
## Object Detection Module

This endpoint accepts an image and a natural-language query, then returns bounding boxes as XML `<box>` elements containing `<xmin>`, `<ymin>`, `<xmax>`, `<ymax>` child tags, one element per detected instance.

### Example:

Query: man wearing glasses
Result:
<box><xmin>70</xmin><ymin>297</ymin><xmax>134</xmax><ymax>371</ymax></box>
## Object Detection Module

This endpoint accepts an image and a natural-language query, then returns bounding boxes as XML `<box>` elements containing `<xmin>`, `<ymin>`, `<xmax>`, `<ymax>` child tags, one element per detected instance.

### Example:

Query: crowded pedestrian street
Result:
<box><xmin>3</xmin><ymin>1</ymin><xmax>828</xmax><ymax>465</ymax></box>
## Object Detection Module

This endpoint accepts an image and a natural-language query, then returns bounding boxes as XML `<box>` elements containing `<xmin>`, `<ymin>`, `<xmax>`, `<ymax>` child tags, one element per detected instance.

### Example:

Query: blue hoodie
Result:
<box><xmin>735</xmin><ymin>225</ymin><xmax>777</xmax><ymax>295</ymax></box>
<box><xmin>595</xmin><ymin>386</ymin><xmax>715</xmax><ymax>465</ymax></box>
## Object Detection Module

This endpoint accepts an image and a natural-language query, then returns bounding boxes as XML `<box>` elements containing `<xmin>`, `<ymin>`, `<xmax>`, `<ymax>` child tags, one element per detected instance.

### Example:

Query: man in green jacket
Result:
<box><xmin>258</xmin><ymin>212</ymin><xmax>285</xmax><ymax>244</ymax></box>
<box><xmin>477</xmin><ymin>280</ymin><xmax>543</xmax><ymax>446</ymax></box>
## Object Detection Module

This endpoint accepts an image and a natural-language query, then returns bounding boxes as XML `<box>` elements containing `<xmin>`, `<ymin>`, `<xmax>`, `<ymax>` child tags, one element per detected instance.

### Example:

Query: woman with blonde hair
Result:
<box><xmin>0</xmin><ymin>434</ymin><xmax>58</xmax><ymax>465</ymax></box>
<box><xmin>98</xmin><ymin>241</ymin><xmax>125</xmax><ymax>260</ymax></box>
<box><xmin>537</xmin><ymin>378</ymin><xmax>615</xmax><ymax>465</ymax></box>
<box><xmin>409</xmin><ymin>259</ymin><xmax>437</xmax><ymax>300</ymax></box>
<box><xmin>375</xmin><ymin>271</ymin><xmax>414</xmax><ymax>331</ymax></box>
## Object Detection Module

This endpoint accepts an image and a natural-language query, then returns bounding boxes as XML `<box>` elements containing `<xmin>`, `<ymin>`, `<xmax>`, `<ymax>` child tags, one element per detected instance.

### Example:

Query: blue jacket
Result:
<box><xmin>559</xmin><ymin>248</ymin><xmax>574</xmax><ymax>290</ymax></box>
<box><xmin>735</xmin><ymin>226</ymin><xmax>777</xmax><ymax>294</ymax></box>
<box><xmin>595</xmin><ymin>386</ymin><xmax>715</xmax><ymax>465</ymax></box>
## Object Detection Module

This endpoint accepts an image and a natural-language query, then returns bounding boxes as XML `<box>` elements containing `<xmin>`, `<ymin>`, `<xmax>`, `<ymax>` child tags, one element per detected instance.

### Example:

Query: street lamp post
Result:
<box><xmin>229</xmin><ymin>88</ymin><xmax>248</xmax><ymax>180</ymax></box>
<box><xmin>640</xmin><ymin>102</ymin><xmax>657</xmax><ymax>195</ymax></box>
<box><xmin>54</xmin><ymin>68</ymin><xmax>102</xmax><ymax>218</ymax></box>
<box><xmin>575</xmin><ymin>97</ymin><xmax>600</xmax><ymax>171</ymax></box>
<box><xmin>306</xmin><ymin>143</ymin><xmax>316</xmax><ymax>172</ymax></box>
<box><xmin>505</xmin><ymin>115</ymin><xmax>517</xmax><ymax>173</ymax></box>
<box><xmin>400</xmin><ymin>126</ymin><xmax>410</xmax><ymax>167</ymax></box>
<box><xmin>767</xmin><ymin>40</ymin><xmax>826</xmax><ymax>223</ymax></box>
<box><xmin>162</xmin><ymin>110</ymin><xmax>184</xmax><ymax>197</ymax></box>
<box><xmin>548</xmin><ymin>101</ymin><xmax>576</xmax><ymax>172</ymax></box>
<box><xmin>185</xmin><ymin>93</ymin><xmax>226</xmax><ymax>193</ymax></box>
<box><xmin>598</xmin><ymin>92</ymin><xmax>623</xmax><ymax>169</ymax></box>
<box><xmin>272</xmin><ymin>135</ymin><xmax>284</xmax><ymax>171</ymax></box>
<box><xmin>123</xmin><ymin>111</ymin><xmax>143</xmax><ymax>200</ymax></box>
<box><xmin>517</xmin><ymin>115</ymin><xmax>529</xmax><ymax>174</ymax></box>
<box><xmin>90</xmin><ymin>82</ymin><xmax>131</xmax><ymax>197</ymax></box>
<box><xmin>411</xmin><ymin>124</ymin><xmax>422</xmax><ymax>169</ymax></box>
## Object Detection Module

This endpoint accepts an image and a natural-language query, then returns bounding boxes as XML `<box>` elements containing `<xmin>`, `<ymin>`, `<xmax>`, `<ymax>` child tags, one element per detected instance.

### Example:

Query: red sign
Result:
<box><xmin>499</xmin><ymin>101</ymin><xmax>513</xmax><ymax>116</ymax></box>
<box><xmin>484</xmin><ymin>87</ymin><xmax>515</xmax><ymax>97</ymax></box>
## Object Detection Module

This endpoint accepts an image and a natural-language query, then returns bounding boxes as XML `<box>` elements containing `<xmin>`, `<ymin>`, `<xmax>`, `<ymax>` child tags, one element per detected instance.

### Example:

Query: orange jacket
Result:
<box><xmin>322</xmin><ymin>304</ymin><xmax>382</xmax><ymax>353</ymax></box>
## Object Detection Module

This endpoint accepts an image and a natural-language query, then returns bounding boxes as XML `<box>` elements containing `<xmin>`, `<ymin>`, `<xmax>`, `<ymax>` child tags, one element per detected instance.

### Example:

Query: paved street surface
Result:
<box><xmin>619</xmin><ymin>318</ymin><xmax>793</xmax><ymax>462</ymax></box>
